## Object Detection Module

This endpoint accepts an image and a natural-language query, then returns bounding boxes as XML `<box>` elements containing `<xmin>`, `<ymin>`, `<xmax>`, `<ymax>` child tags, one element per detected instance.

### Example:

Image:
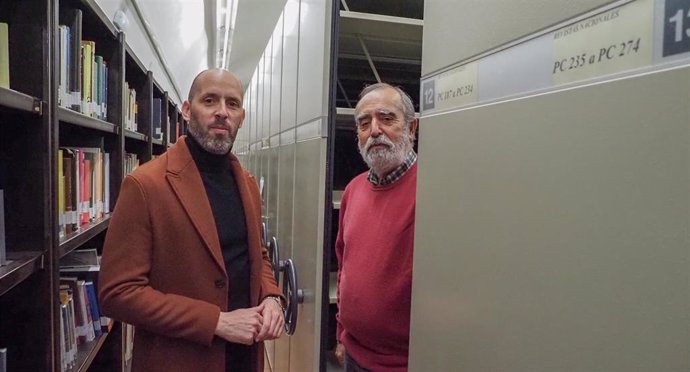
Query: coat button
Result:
<box><xmin>214</xmin><ymin>279</ymin><xmax>226</xmax><ymax>288</ymax></box>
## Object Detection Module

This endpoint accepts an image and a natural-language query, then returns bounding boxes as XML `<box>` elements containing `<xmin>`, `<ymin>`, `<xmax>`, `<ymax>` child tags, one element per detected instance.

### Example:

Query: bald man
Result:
<box><xmin>100</xmin><ymin>69</ymin><xmax>285</xmax><ymax>372</ymax></box>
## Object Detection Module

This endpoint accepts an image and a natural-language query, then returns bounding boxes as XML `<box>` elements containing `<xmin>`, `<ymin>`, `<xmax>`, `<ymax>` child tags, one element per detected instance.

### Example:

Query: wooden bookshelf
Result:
<box><xmin>0</xmin><ymin>0</ymin><xmax>183</xmax><ymax>370</ymax></box>
<box><xmin>124</xmin><ymin>129</ymin><xmax>146</xmax><ymax>142</ymax></box>
<box><xmin>0</xmin><ymin>87</ymin><xmax>42</xmax><ymax>114</ymax></box>
<box><xmin>58</xmin><ymin>107</ymin><xmax>118</xmax><ymax>134</ymax></box>
<box><xmin>65</xmin><ymin>329</ymin><xmax>109</xmax><ymax>372</ymax></box>
<box><xmin>0</xmin><ymin>251</ymin><xmax>44</xmax><ymax>297</ymax></box>
<box><xmin>58</xmin><ymin>216</ymin><xmax>110</xmax><ymax>258</ymax></box>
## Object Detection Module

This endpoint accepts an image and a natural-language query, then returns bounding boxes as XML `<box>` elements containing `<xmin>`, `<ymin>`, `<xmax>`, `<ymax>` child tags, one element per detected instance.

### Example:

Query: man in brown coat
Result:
<box><xmin>99</xmin><ymin>68</ymin><xmax>285</xmax><ymax>372</ymax></box>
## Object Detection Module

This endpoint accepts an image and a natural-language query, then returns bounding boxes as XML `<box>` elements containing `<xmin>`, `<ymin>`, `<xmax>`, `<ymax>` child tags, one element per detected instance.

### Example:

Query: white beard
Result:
<box><xmin>358</xmin><ymin>128</ymin><xmax>413</xmax><ymax>177</ymax></box>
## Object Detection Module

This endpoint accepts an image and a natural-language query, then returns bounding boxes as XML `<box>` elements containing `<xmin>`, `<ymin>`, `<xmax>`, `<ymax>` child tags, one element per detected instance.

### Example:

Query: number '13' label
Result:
<box><xmin>663</xmin><ymin>0</ymin><xmax>690</xmax><ymax>56</ymax></box>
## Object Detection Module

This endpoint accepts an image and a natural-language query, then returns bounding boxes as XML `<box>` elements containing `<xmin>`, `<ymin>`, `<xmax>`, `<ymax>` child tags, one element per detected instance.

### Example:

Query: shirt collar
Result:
<box><xmin>367</xmin><ymin>151</ymin><xmax>417</xmax><ymax>186</ymax></box>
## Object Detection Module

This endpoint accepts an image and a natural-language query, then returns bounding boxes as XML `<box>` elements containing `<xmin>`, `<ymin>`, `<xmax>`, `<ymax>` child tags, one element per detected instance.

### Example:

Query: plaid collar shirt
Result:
<box><xmin>367</xmin><ymin>150</ymin><xmax>417</xmax><ymax>186</ymax></box>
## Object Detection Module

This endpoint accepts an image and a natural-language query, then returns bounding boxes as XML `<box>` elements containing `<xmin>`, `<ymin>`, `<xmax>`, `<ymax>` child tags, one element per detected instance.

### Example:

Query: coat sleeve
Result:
<box><xmin>98</xmin><ymin>175</ymin><xmax>220</xmax><ymax>346</ymax></box>
<box><xmin>245</xmin><ymin>173</ymin><xmax>285</xmax><ymax>304</ymax></box>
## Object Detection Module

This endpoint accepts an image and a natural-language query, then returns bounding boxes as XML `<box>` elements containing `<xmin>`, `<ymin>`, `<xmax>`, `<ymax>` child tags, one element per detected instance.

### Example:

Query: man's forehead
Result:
<box><xmin>355</xmin><ymin>107</ymin><xmax>396</xmax><ymax>118</ymax></box>
<box><xmin>198</xmin><ymin>84</ymin><xmax>241</xmax><ymax>96</ymax></box>
<box><xmin>194</xmin><ymin>71</ymin><xmax>243</xmax><ymax>94</ymax></box>
<box><xmin>355</xmin><ymin>98</ymin><xmax>402</xmax><ymax>118</ymax></box>
<box><xmin>358</xmin><ymin>86</ymin><xmax>401</xmax><ymax>104</ymax></box>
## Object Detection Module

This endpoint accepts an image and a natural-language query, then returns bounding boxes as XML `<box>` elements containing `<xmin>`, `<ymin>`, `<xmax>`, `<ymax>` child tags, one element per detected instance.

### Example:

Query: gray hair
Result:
<box><xmin>358</xmin><ymin>83</ymin><xmax>416</xmax><ymax>128</ymax></box>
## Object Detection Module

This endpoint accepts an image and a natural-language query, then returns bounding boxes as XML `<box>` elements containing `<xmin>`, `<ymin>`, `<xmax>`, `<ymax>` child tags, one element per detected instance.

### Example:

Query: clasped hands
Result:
<box><xmin>214</xmin><ymin>297</ymin><xmax>285</xmax><ymax>345</ymax></box>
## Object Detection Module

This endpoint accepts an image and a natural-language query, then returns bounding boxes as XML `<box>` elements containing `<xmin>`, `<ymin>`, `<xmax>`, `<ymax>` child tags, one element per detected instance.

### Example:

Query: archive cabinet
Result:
<box><xmin>235</xmin><ymin>1</ymin><xmax>423</xmax><ymax>370</ymax></box>
<box><xmin>0</xmin><ymin>0</ymin><xmax>182</xmax><ymax>370</ymax></box>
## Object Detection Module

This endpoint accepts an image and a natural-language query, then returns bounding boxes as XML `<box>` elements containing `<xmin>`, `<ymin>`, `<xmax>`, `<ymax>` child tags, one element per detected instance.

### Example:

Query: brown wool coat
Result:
<box><xmin>99</xmin><ymin>137</ymin><xmax>282</xmax><ymax>372</ymax></box>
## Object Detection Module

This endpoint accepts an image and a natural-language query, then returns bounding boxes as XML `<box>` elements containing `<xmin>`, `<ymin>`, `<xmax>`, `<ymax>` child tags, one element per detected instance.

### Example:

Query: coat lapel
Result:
<box><xmin>165</xmin><ymin>138</ymin><xmax>227</xmax><ymax>276</ymax></box>
<box><xmin>229</xmin><ymin>156</ymin><xmax>263</xmax><ymax>305</ymax></box>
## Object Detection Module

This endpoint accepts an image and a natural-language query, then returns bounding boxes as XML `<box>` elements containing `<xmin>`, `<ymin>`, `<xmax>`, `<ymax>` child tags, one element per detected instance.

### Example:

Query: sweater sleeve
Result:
<box><xmin>335</xmin><ymin>186</ymin><xmax>349</xmax><ymax>342</ymax></box>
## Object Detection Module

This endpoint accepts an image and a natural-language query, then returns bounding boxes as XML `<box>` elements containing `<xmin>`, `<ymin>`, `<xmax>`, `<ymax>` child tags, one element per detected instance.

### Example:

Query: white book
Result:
<box><xmin>0</xmin><ymin>347</ymin><xmax>6</xmax><ymax>372</ymax></box>
<box><xmin>104</xmin><ymin>153</ymin><xmax>110</xmax><ymax>214</ymax></box>
<box><xmin>58</xmin><ymin>26</ymin><xmax>68</xmax><ymax>107</ymax></box>
<box><xmin>59</xmin><ymin>305</ymin><xmax>67</xmax><ymax>371</ymax></box>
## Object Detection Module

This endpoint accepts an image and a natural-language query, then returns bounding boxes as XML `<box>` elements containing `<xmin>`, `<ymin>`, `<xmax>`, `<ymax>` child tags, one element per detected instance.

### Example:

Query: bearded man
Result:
<box><xmin>99</xmin><ymin>69</ymin><xmax>285</xmax><ymax>372</ymax></box>
<box><xmin>334</xmin><ymin>83</ymin><xmax>419</xmax><ymax>372</ymax></box>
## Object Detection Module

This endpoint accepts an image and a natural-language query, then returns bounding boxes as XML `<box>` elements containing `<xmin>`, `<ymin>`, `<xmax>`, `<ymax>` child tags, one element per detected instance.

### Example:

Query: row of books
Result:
<box><xmin>152</xmin><ymin>98</ymin><xmax>163</xmax><ymax>140</ymax></box>
<box><xmin>58</xmin><ymin>9</ymin><xmax>110</xmax><ymax>121</ymax></box>
<box><xmin>125</xmin><ymin>153</ymin><xmax>140</xmax><ymax>175</ymax></box>
<box><xmin>58</xmin><ymin>148</ymin><xmax>111</xmax><ymax>238</ymax></box>
<box><xmin>0</xmin><ymin>22</ymin><xmax>9</xmax><ymax>89</ymax></box>
<box><xmin>58</xmin><ymin>248</ymin><xmax>110</xmax><ymax>371</ymax></box>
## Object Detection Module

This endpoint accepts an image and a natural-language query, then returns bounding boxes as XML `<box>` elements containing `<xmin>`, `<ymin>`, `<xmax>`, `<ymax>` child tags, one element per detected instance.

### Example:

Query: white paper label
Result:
<box><xmin>552</xmin><ymin>0</ymin><xmax>655</xmax><ymax>85</ymax></box>
<box><xmin>421</xmin><ymin>61</ymin><xmax>478</xmax><ymax>113</ymax></box>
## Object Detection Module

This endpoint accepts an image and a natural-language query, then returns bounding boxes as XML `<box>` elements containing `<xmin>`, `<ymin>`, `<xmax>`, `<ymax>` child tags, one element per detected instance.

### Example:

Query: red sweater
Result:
<box><xmin>336</xmin><ymin>163</ymin><xmax>417</xmax><ymax>372</ymax></box>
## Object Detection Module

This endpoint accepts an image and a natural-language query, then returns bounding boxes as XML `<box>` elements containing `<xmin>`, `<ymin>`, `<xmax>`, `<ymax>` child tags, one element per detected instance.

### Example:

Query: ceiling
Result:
<box><xmin>336</xmin><ymin>0</ymin><xmax>423</xmax><ymax>110</ymax></box>
<box><xmin>223</xmin><ymin>0</ymin><xmax>286</xmax><ymax>89</ymax></box>
<box><xmin>225</xmin><ymin>0</ymin><xmax>424</xmax><ymax>110</ymax></box>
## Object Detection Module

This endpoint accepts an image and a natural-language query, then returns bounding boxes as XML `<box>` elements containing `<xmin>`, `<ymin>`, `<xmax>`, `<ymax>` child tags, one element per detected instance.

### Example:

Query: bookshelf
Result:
<box><xmin>0</xmin><ymin>0</ymin><xmax>183</xmax><ymax>371</ymax></box>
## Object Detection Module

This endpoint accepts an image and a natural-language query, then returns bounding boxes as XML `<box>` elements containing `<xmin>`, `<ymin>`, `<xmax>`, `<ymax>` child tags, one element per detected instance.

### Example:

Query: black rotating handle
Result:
<box><xmin>269</xmin><ymin>237</ymin><xmax>280</xmax><ymax>282</ymax></box>
<box><xmin>281</xmin><ymin>258</ymin><xmax>303</xmax><ymax>335</ymax></box>
<box><xmin>261</xmin><ymin>222</ymin><xmax>268</xmax><ymax>248</ymax></box>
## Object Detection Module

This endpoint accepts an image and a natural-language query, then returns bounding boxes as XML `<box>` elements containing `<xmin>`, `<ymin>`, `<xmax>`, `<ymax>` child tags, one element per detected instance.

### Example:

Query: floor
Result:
<box><xmin>263</xmin><ymin>346</ymin><xmax>344</xmax><ymax>372</ymax></box>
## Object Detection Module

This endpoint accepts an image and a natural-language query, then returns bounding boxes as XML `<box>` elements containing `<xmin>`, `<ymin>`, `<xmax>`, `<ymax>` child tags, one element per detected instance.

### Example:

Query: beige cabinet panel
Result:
<box><xmin>410</xmin><ymin>66</ymin><xmax>690</xmax><ymax>371</ymax></box>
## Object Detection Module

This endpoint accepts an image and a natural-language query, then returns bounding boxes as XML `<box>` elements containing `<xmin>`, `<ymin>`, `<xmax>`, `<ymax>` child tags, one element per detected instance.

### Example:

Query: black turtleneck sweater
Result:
<box><xmin>185</xmin><ymin>137</ymin><xmax>252</xmax><ymax>371</ymax></box>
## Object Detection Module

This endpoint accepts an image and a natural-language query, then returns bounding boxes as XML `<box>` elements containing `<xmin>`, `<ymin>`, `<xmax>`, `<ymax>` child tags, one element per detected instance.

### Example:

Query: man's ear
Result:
<box><xmin>181</xmin><ymin>100</ymin><xmax>191</xmax><ymax>121</ymax></box>
<box><xmin>239</xmin><ymin>108</ymin><xmax>245</xmax><ymax>128</ymax></box>
<box><xmin>409</xmin><ymin>118</ymin><xmax>419</xmax><ymax>139</ymax></box>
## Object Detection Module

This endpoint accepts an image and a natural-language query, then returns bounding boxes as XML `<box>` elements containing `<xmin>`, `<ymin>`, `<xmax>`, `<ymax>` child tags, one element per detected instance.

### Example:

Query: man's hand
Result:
<box><xmin>255</xmin><ymin>297</ymin><xmax>285</xmax><ymax>342</ymax></box>
<box><xmin>335</xmin><ymin>342</ymin><xmax>346</xmax><ymax>366</ymax></box>
<box><xmin>214</xmin><ymin>304</ymin><xmax>265</xmax><ymax>345</ymax></box>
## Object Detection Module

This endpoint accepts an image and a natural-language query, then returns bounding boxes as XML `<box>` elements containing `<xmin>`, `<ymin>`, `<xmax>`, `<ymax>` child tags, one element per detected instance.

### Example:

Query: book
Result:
<box><xmin>84</xmin><ymin>281</ymin><xmax>102</xmax><ymax>336</ymax></box>
<box><xmin>60</xmin><ymin>248</ymin><xmax>99</xmax><ymax>268</ymax></box>
<box><xmin>59</xmin><ymin>266</ymin><xmax>102</xmax><ymax>333</ymax></box>
<box><xmin>103</xmin><ymin>153</ymin><xmax>110</xmax><ymax>214</ymax></box>
<box><xmin>82</xmin><ymin>158</ymin><xmax>91</xmax><ymax>224</ymax></box>
<box><xmin>0</xmin><ymin>347</ymin><xmax>6</xmax><ymax>372</ymax></box>
<box><xmin>59</xmin><ymin>302</ymin><xmax>67</xmax><ymax>371</ymax></box>
<box><xmin>124</xmin><ymin>323</ymin><xmax>135</xmax><ymax>363</ymax></box>
<box><xmin>58</xmin><ymin>149</ymin><xmax>65</xmax><ymax>238</ymax></box>
<box><xmin>68</xmin><ymin>9</ymin><xmax>82</xmax><ymax>111</ymax></box>
<box><xmin>63</xmin><ymin>153</ymin><xmax>75</xmax><ymax>235</ymax></box>
<box><xmin>95</xmin><ymin>55</ymin><xmax>104</xmax><ymax>119</ymax></box>
<box><xmin>78</xmin><ymin>280</ymin><xmax>96</xmax><ymax>341</ymax></box>
<box><xmin>58</xmin><ymin>25</ymin><xmax>68</xmax><ymax>106</ymax></box>
<box><xmin>59</xmin><ymin>285</ymin><xmax>77</xmax><ymax>368</ymax></box>
<box><xmin>153</xmin><ymin>98</ymin><xmax>162</xmax><ymax>139</ymax></box>
<box><xmin>81</xmin><ymin>40</ymin><xmax>94</xmax><ymax>116</ymax></box>
<box><xmin>60</xmin><ymin>277</ymin><xmax>87</xmax><ymax>344</ymax></box>
<box><xmin>61</xmin><ymin>149</ymin><xmax>79</xmax><ymax>233</ymax></box>
<box><xmin>0</xmin><ymin>189</ymin><xmax>6</xmax><ymax>266</ymax></box>
<box><xmin>0</xmin><ymin>22</ymin><xmax>9</xmax><ymax>89</ymax></box>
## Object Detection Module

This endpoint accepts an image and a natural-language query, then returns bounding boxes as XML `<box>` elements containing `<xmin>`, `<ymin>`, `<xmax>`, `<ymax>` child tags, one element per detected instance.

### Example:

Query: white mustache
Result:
<box><xmin>364</xmin><ymin>135</ymin><xmax>394</xmax><ymax>152</ymax></box>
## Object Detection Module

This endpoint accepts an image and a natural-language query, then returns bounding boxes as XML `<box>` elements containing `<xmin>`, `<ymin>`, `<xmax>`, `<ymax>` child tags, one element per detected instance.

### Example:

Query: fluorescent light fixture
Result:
<box><xmin>220</xmin><ymin>0</ymin><xmax>238</xmax><ymax>69</ymax></box>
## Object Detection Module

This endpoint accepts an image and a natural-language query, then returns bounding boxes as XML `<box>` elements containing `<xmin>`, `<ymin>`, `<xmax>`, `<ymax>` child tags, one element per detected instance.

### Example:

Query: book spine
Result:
<box><xmin>85</xmin><ymin>281</ymin><xmax>103</xmax><ymax>336</ymax></box>
<box><xmin>0</xmin><ymin>189</ymin><xmax>5</xmax><ymax>266</ymax></box>
<box><xmin>0</xmin><ymin>347</ymin><xmax>6</xmax><ymax>372</ymax></box>
<box><xmin>0</xmin><ymin>22</ymin><xmax>9</xmax><ymax>89</ymax></box>
<box><xmin>69</xmin><ymin>10</ymin><xmax>82</xmax><ymax>112</ymax></box>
